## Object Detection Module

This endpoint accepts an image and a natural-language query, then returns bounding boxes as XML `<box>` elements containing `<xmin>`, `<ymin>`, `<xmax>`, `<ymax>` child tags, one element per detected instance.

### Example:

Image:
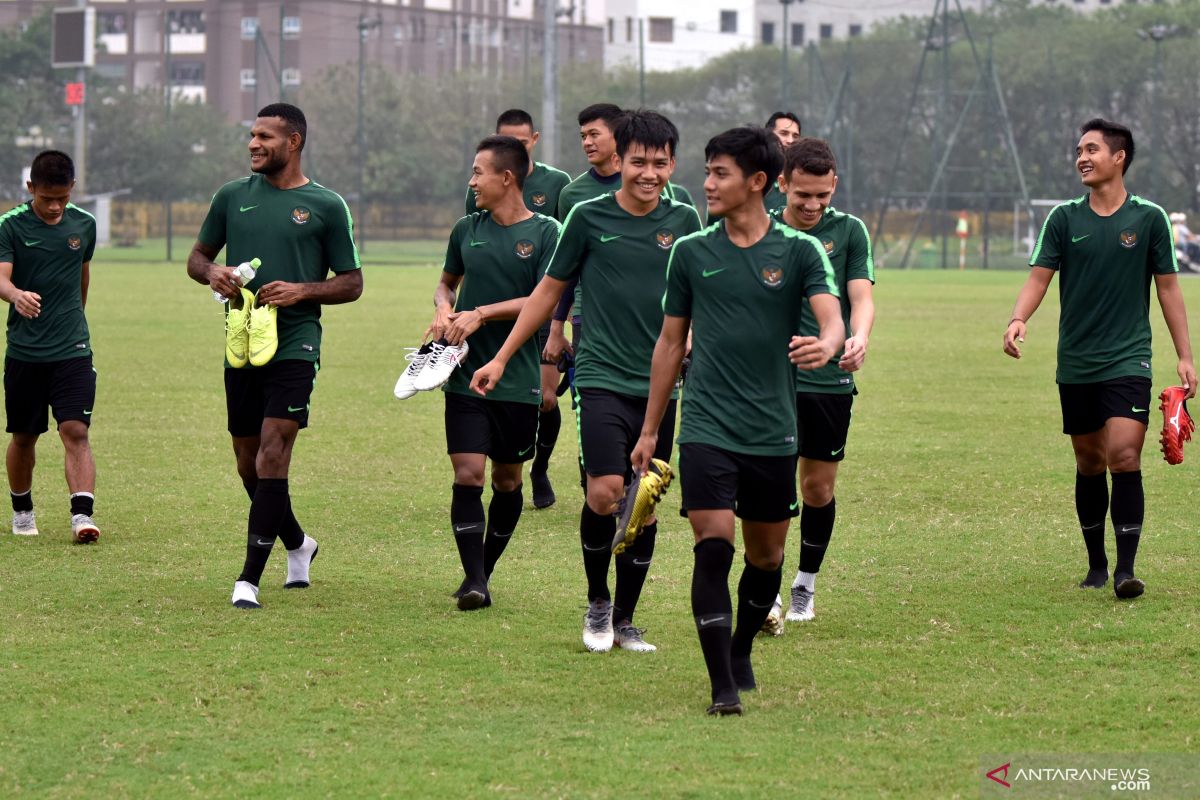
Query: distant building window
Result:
<box><xmin>720</xmin><ymin>10</ymin><xmax>737</xmax><ymax>34</ymax></box>
<box><xmin>819</xmin><ymin>23</ymin><xmax>833</xmax><ymax>39</ymax></box>
<box><xmin>626</xmin><ymin>16</ymin><xmax>633</xmax><ymax>42</ymax></box>
<box><xmin>848</xmin><ymin>24</ymin><xmax>862</xmax><ymax>37</ymax></box>
<box><xmin>791</xmin><ymin>23</ymin><xmax>804</xmax><ymax>46</ymax></box>
<box><xmin>394</xmin><ymin>24</ymin><xmax>404</xmax><ymax>42</ymax></box>
<box><xmin>98</xmin><ymin>12</ymin><xmax>126</xmax><ymax>35</ymax></box>
<box><xmin>282</xmin><ymin>67</ymin><xmax>301</xmax><ymax>87</ymax></box>
<box><xmin>282</xmin><ymin>16</ymin><xmax>301</xmax><ymax>39</ymax></box>
<box><xmin>239</xmin><ymin>68</ymin><xmax>256</xmax><ymax>90</ymax></box>
<box><xmin>761</xmin><ymin>21</ymin><xmax>775</xmax><ymax>45</ymax></box>
<box><xmin>241</xmin><ymin>17</ymin><xmax>259</xmax><ymax>41</ymax></box>
<box><xmin>607</xmin><ymin>18</ymin><xmax>613</xmax><ymax>43</ymax></box>
<box><xmin>648</xmin><ymin>17</ymin><xmax>673</xmax><ymax>42</ymax></box>
<box><xmin>170</xmin><ymin>61</ymin><xmax>204</xmax><ymax>85</ymax></box>
<box><xmin>168</xmin><ymin>10</ymin><xmax>205</xmax><ymax>34</ymax></box>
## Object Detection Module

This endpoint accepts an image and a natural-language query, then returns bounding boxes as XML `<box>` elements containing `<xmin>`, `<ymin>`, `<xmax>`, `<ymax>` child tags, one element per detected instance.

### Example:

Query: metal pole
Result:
<box><xmin>939</xmin><ymin>0</ymin><xmax>949</xmax><ymax>269</ymax></box>
<box><xmin>638</xmin><ymin>18</ymin><xmax>645</xmax><ymax>106</ymax></box>
<box><xmin>73</xmin><ymin>0</ymin><xmax>87</xmax><ymax>196</ymax></box>
<box><xmin>780</xmin><ymin>0</ymin><xmax>791</xmax><ymax>110</ymax></box>
<box><xmin>523</xmin><ymin>25</ymin><xmax>530</xmax><ymax>109</ymax></box>
<box><xmin>254</xmin><ymin>23</ymin><xmax>260</xmax><ymax>113</ymax></box>
<box><xmin>165</xmin><ymin>10</ymin><xmax>172</xmax><ymax>261</ymax></box>
<box><xmin>279</xmin><ymin>5</ymin><xmax>286</xmax><ymax>101</ymax></box>
<box><xmin>357</xmin><ymin>15</ymin><xmax>367</xmax><ymax>253</ymax></box>
<box><xmin>1151</xmin><ymin>38</ymin><xmax>1161</xmax><ymax>199</ymax></box>
<box><xmin>542</xmin><ymin>0</ymin><xmax>558</xmax><ymax>168</ymax></box>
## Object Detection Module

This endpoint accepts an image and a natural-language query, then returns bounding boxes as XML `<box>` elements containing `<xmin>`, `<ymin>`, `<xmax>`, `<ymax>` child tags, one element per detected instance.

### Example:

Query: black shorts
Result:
<box><xmin>225</xmin><ymin>359</ymin><xmax>319</xmax><ymax>437</ymax></box>
<box><xmin>444</xmin><ymin>391</ymin><xmax>539</xmax><ymax>463</ymax></box>
<box><xmin>4</xmin><ymin>355</ymin><xmax>96</xmax><ymax>435</ymax></box>
<box><xmin>577</xmin><ymin>387</ymin><xmax>675</xmax><ymax>481</ymax></box>
<box><xmin>797</xmin><ymin>391</ymin><xmax>854</xmax><ymax>462</ymax></box>
<box><xmin>1059</xmin><ymin>376</ymin><xmax>1151</xmax><ymax>435</ymax></box>
<box><xmin>679</xmin><ymin>442</ymin><xmax>799</xmax><ymax>523</ymax></box>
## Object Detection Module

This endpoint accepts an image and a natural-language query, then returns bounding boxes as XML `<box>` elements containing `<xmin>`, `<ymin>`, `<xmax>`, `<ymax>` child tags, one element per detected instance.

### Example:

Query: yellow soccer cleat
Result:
<box><xmin>224</xmin><ymin>287</ymin><xmax>254</xmax><ymax>368</ymax></box>
<box><xmin>612</xmin><ymin>458</ymin><xmax>674</xmax><ymax>555</ymax></box>
<box><xmin>247</xmin><ymin>292</ymin><xmax>279</xmax><ymax>367</ymax></box>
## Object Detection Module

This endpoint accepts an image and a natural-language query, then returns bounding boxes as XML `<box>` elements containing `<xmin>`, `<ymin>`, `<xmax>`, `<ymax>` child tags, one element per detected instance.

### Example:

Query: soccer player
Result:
<box><xmin>1003</xmin><ymin>118</ymin><xmax>1195</xmax><ymax>600</ymax></box>
<box><xmin>631</xmin><ymin>126</ymin><xmax>844</xmax><ymax>715</ymax></box>
<box><xmin>433</xmin><ymin>135</ymin><xmax>561</xmax><ymax>610</ymax></box>
<box><xmin>472</xmin><ymin>109</ymin><xmax>702</xmax><ymax>654</ymax></box>
<box><xmin>760</xmin><ymin>137</ymin><xmax>875</xmax><ymax>632</ymax></box>
<box><xmin>187</xmin><ymin>103</ymin><xmax>363</xmax><ymax>609</ymax></box>
<box><xmin>0</xmin><ymin>151</ymin><xmax>101</xmax><ymax>543</ymax></box>
<box><xmin>705</xmin><ymin>111</ymin><xmax>800</xmax><ymax>224</ymax></box>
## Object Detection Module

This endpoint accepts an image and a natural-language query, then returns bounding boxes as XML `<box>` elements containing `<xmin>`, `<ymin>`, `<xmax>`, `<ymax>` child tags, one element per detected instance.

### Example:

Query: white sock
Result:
<box><xmin>793</xmin><ymin>570</ymin><xmax>816</xmax><ymax>591</ymax></box>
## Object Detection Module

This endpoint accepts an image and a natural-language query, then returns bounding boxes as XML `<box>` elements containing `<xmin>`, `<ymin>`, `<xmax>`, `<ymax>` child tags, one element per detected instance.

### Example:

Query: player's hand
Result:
<box><xmin>207</xmin><ymin>264</ymin><xmax>243</xmax><ymax>300</ymax></box>
<box><xmin>1003</xmin><ymin>320</ymin><xmax>1026</xmax><ymax>359</ymax></box>
<box><xmin>630</xmin><ymin>433</ymin><xmax>658</xmax><ymax>476</ymax></box>
<box><xmin>425</xmin><ymin>303</ymin><xmax>454</xmax><ymax>342</ymax></box>
<box><xmin>444</xmin><ymin>309</ymin><xmax>483</xmax><ymax>346</ymax></box>
<box><xmin>838</xmin><ymin>335</ymin><xmax>868</xmax><ymax>372</ymax></box>
<box><xmin>11</xmin><ymin>290</ymin><xmax>42</xmax><ymax>319</ymax></box>
<box><xmin>543</xmin><ymin>323</ymin><xmax>572</xmax><ymax>363</ymax></box>
<box><xmin>789</xmin><ymin>335</ymin><xmax>835</xmax><ymax>370</ymax></box>
<box><xmin>1178</xmin><ymin>358</ymin><xmax>1197</xmax><ymax>399</ymax></box>
<box><xmin>256</xmin><ymin>281</ymin><xmax>306</xmax><ymax>307</ymax></box>
<box><xmin>470</xmin><ymin>359</ymin><xmax>505</xmax><ymax>396</ymax></box>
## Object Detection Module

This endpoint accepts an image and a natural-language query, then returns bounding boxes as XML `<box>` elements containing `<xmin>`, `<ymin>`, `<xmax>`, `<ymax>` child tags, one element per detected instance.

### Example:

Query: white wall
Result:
<box><xmin>604</xmin><ymin>0</ymin><xmax>758</xmax><ymax>71</ymax></box>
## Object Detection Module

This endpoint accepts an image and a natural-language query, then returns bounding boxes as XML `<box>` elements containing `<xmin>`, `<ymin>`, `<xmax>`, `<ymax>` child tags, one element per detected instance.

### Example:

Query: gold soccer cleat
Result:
<box><xmin>612</xmin><ymin>458</ymin><xmax>673</xmax><ymax>555</ymax></box>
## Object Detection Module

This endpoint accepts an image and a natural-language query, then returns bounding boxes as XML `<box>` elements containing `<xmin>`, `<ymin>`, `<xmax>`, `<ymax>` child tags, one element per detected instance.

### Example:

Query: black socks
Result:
<box><xmin>1110</xmin><ymin>470</ymin><xmax>1143</xmax><ymax>580</ymax></box>
<box><xmin>1075</xmin><ymin>471</ymin><xmax>1109</xmax><ymax>587</ymax></box>
<box><xmin>692</xmin><ymin>538</ymin><xmax>736</xmax><ymax>704</ymax></box>
<box><xmin>483</xmin><ymin>484</ymin><xmax>523</xmax><ymax>579</ymax></box>
<box><xmin>532</xmin><ymin>406</ymin><xmax>561</xmax><ymax>476</ymax></box>
<box><xmin>11</xmin><ymin>490</ymin><xmax>33</xmax><ymax>513</ymax></box>
<box><xmin>238</xmin><ymin>478</ymin><xmax>291</xmax><ymax>586</ymax></box>
<box><xmin>613</xmin><ymin>522</ymin><xmax>656</xmax><ymax>625</ymax></box>
<box><xmin>580</xmin><ymin>503</ymin><xmax>614</xmax><ymax>602</ymax></box>
<box><xmin>798</xmin><ymin>498</ymin><xmax>835</xmax><ymax>574</ymax></box>
<box><xmin>730</xmin><ymin>557</ymin><xmax>783</xmax><ymax>691</ymax></box>
<box><xmin>451</xmin><ymin>483</ymin><xmax>487</xmax><ymax>586</ymax></box>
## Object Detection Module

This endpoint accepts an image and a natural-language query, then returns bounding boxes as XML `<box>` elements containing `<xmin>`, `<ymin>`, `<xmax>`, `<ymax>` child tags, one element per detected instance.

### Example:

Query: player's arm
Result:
<box><xmin>1155</xmin><ymin>272</ymin><xmax>1197</xmax><ymax>397</ymax></box>
<box><xmin>544</xmin><ymin>275</ymin><xmax>579</xmax><ymax>361</ymax></box>
<box><xmin>838</xmin><ymin>279</ymin><xmax>875</xmax><ymax>372</ymax></box>
<box><xmin>469</xmin><ymin>275</ymin><xmax>568</xmax><ymax>395</ymax></box>
<box><xmin>1003</xmin><ymin>266</ymin><xmax>1054</xmax><ymax>359</ymax></box>
<box><xmin>0</xmin><ymin>260</ymin><xmax>41</xmax><ymax>319</ymax></box>
<box><xmin>256</xmin><ymin>269</ymin><xmax>363</xmax><ymax>307</ymax></box>
<box><xmin>445</xmin><ymin>298</ymin><xmax>528</xmax><ymax>347</ymax></box>
<box><xmin>790</xmin><ymin>294</ymin><xmax>845</xmax><ymax>369</ymax></box>
<box><xmin>428</xmin><ymin>270</ymin><xmax>461</xmax><ymax>342</ymax></box>
<box><xmin>187</xmin><ymin>240</ymin><xmax>240</xmax><ymax>299</ymax></box>
<box><xmin>80</xmin><ymin>261</ymin><xmax>90</xmax><ymax>309</ymax></box>
<box><xmin>631</xmin><ymin>314</ymin><xmax>689</xmax><ymax>474</ymax></box>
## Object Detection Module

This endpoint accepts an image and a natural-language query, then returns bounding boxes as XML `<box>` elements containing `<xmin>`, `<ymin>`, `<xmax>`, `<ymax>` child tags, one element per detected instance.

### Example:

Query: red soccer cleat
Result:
<box><xmin>1158</xmin><ymin>386</ymin><xmax>1195</xmax><ymax>465</ymax></box>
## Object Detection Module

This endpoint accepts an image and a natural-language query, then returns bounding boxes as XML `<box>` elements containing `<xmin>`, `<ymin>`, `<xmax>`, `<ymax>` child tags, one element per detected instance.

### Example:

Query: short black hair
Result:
<box><xmin>495</xmin><ymin>108</ymin><xmax>535</xmax><ymax>131</ymax></box>
<box><xmin>783</xmin><ymin>137</ymin><xmax>837</xmax><ymax>179</ymax></box>
<box><xmin>613</xmin><ymin>109</ymin><xmax>679</xmax><ymax>159</ymax></box>
<box><xmin>257</xmin><ymin>103</ymin><xmax>307</xmax><ymax>151</ymax></box>
<box><xmin>766</xmin><ymin>111</ymin><xmax>802</xmax><ymax>134</ymax></box>
<box><xmin>1080</xmin><ymin>117</ymin><xmax>1134</xmax><ymax>175</ymax></box>
<box><xmin>704</xmin><ymin>127</ymin><xmax>784</xmax><ymax>190</ymax></box>
<box><xmin>477</xmin><ymin>135</ymin><xmax>531</xmax><ymax>189</ymax></box>
<box><xmin>578</xmin><ymin>103</ymin><xmax>624</xmax><ymax>130</ymax></box>
<box><xmin>29</xmin><ymin>150</ymin><xmax>75</xmax><ymax>187</ymax></box>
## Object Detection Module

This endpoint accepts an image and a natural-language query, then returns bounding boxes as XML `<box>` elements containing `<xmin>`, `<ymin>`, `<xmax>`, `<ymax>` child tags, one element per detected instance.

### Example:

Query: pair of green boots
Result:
<box><xmin>224</xmin><ymin>288</ymin><xmax>277</xmax><ymax>368</ymax></box>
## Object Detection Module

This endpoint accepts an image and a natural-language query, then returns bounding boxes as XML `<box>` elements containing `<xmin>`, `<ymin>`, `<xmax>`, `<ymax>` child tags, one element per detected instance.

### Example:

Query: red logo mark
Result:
<box><xmin>987</xmin><ymin>762</ymin><xmax>1011</xmax><ymax>788</ymax></box>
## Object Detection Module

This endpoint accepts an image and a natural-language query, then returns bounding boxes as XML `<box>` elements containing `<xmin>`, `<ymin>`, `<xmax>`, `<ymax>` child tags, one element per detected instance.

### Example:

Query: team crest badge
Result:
<box><xmin>656</xmin><ymin>229</ymin><xmax>675</xmax><ymax>250</ymax></box>
<box><xmin>761</xmin><ymin>265</ymin><xmax>785</xmax><ymax>288</ymax></box>
<box><xmin>531</xmin><ymin>192</ymin><xmax>547</xmax><ymax>207</ymax></box>
<box><xmin>291</xmin><ymin>207</ymin><xmax>311</xmax><ymax>225</ymax></box>
<box><xmin>822</xmin><ymin>238</ymin><xmax>835</xmax><ymax>255</ymax></box>
<box><xmin>1119</xmin><ymin>229</ymin><xmax>1137</xmax><ymax>249</ymax></box>
<box><xmin>515</xmin><ymin>240</ymin><xmax>535</xmax><ymax>259</ymax></box>
<box><xmin>66</xmin><ymin>235</ymin><xmax>82</xmax><ymax>251</ymax></box>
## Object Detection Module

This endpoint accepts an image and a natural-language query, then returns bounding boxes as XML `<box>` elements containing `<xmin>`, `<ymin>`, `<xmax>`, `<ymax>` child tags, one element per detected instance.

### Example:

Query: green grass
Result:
<box><xmin>2</xmin><ymin>256</ymin><xmax>1199</xmax><ymax>798</ymax></box>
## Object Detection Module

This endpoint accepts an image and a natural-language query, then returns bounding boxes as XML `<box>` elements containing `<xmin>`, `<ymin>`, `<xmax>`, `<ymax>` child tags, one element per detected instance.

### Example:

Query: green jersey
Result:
<box><xmin>443</xmin><ymin>211</ymin><xmax>561</xmax><ymax>405</ymax></box>
<box><xmin>0</xmin><ymin>203</ymin><xmax>96</xmax><ymax>362</ymax></box>
<box><xmin>547</xmin><ymin>193</ymin><xmax>702</xmax><ymax>397</ymax></box>
<box><xmin>464</xmin><ymin>162</ymin><xmax>571</xmax><ymax>217</ymax></box>
<box><xmin>556</xmin><ymin>168</ymin><xmax>622</xmax><ymax>222</ymax></box>
<box><xmin>663</xmin><ymin>220</ymin><xmax>839</xmax><ymax>455</ymax></box>
<box><xmin>662</xmin><ymin>182</ymin><xmax>696</xmax><ymax>209</ymax></box>
<box><xmin>198</xmin><ymin>175</ymin><xmax>360</xmax><ymax>366</ymax></box>
<box><xmin>1030</xmin><ymin>193</ymin><xmax>1177</xmax><ymax>384</ymax></box>
<box><xmin>773</xmin><ymin>206</ymin><xmax>875</xmax><ymax>394</ymax></box>
<box><xmin>705</xmin><ymin>182</ymin><xmax>787</xmax><ymax>225</ymax></box>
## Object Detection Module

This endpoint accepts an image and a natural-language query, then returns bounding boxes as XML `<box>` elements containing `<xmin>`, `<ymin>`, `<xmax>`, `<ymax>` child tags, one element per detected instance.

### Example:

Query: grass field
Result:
<box><xmin>2</xmin><ymin>249</ymin><xmax>1198</xmax><ymax>798</ymax></box>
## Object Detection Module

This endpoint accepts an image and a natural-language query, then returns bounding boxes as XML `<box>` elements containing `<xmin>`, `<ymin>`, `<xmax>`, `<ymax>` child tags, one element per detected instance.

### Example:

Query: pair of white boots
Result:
<box><xmin>393</xmin><ymin>340</ymin><xmax>470</xmax><ymax>400</ymax></box>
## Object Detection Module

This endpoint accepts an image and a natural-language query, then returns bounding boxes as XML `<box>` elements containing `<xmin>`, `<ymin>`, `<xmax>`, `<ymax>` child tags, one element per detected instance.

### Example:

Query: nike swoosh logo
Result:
<box><xmin>788</xmin><ymin>501</ymin><xmax>799</xmax><ymax>511</ymax></box>
<box><xmin>599</xmin><ymin>234</ymin><xmax>623</xmax><ymax>242</ymax></box>
<box><xmin>240</xmin><ymin>205</ymin><xmax>259</xmax><ymax>212</ymax></box>
<box><xmin>469</xmin><ymin>240</ymin><xmax>488</xmax><ymax>247</ymax></box>
<box><xmin>82</xmin><ymin>409</ymin><xmax>92</xmax><ymax>416</ymax></box>
<box><xmin>1071</xmin><ymin>234</ymin><xmax>1090</xmax><ymax>243</ymax></box>
<box><xmin>632</xmin><ymin>558</ymin><xmax>652</xmax><ymax>566</ymax></box>
<box><xmin>583</xmin><ymin>543</ymin><xmax>610</xmax><ymax>552</ymax></box>
<box><xmin>830</xmin><ymin>445</ymin><xmax>845</xmax><ymax>456</ymax></box>
<box><xmin>698</xmin><ymin>616</ymin><xmax>727</xmax><ymax>627</ymax></box>
<box><xmin>1119</xmin><ymin>525</ymin><xmax>1140</xmax><ymax>533</ymax></box>
<box><xmin>747</xmin><ymin>599</ymin><xmax>773</xmax><ymax>609</ymax></box>
<box><xmin>518</xmin><ymin>444</ymin><xmax>534</xmax><ymax>457</ymax></box>
<box><xmin>287</xmin><ymin>405</ymin><xmax>306</xmax><ymax>412</ymax></box>
<box><xmin>453</xmin><ymin>524</ymin><xmax>479</xmax><ymax>533</ymax></box>
<box><xmin>255</xmin><ymin>538</ymin><xmax>273</xmax><ymax>546</ymax></box>
<box><xmin>701</xmin><ymin>268</ymin><xmax>726</xmax><ymax>278</ymax></box>
<box><xmin>23</xmin><ymin>240</ymin><xmax>40</xmax><ymax>246</ymax></box>
<box><xmin>1081</xmin><ymin>522</ymin><xmax>1103</xmax><ymax>531</ymax></box>
<box><xmin>250</xmin><ymin>346</ymin><xmax>272</xmax><ymax>359</ymax></box>
<box><xmin>1131</xmin><ymin>407</ymin><xmax>1147</xmax><ymax>413</ymax></box>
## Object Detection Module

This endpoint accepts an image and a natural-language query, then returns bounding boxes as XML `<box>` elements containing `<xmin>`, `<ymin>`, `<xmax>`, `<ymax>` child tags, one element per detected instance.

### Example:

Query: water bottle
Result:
<box><xmin>213</xmin><ymin>258</ymin><xmax>261</xmax><ymax>302</ymax></box>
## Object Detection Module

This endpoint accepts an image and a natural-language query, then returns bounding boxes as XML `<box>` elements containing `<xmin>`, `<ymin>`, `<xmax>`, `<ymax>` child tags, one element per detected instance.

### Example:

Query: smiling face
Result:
<box><xmin>1075</xmin><ymin>129</ymin><xmax>1123</xmax><ymax>188</ymax></box>
<box><xmin>248</xmin><ymin>116</ymin><xmax>299</xmax><ymax>176</ymax></box>
<box><xmin>781</xmin><ymin>168</ymin><xmax>837</xmax><ymax>230</ymax></box>
<box><xmin>619</xmin><ymin>143</ymin><xmax>674</xmax><ymax>205</ymax></box>
<box><xmin>468</xmin><ymin>149</ymin><xmax>512</xmax><ymax>211</ymax></box>
<box><xmin>771</xmin><ymin>118</ymin><xmax>801</xmax><ymax>149</ymax></box>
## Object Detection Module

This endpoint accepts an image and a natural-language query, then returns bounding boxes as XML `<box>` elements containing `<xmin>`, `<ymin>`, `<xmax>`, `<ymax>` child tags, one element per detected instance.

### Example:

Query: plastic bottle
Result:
<box><xmin>213</xmin><ymin>258</ymin><xmax>261</xmax><ymax>302</ymax></box>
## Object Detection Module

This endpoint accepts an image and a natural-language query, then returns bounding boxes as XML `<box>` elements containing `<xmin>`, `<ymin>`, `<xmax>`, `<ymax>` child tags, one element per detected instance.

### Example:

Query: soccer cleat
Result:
<box><xmin>224</xmin><ymin>287</ymin><xmax>254</xmax><ymax>368</ymax></box>
<box><xmin>582</xmin><ymin>598</ymin><xmax>614</xmax><ymax>652</ymax></box>
<box><xmin>612</xmin><ymin>458</ymin><xmax>673</xmax><ymax>555</ymax></box>
<box><xmin>1158</xmin><ymin>385</ymin><xmax>1195</xmax><ymax>465</ymax></box>
<box><xmin>530</xmin><ymin>469</ymin><xmax>556</xmax><ymax>509</ymax></box>
<box><xmin>70</xmin><ymin>513</ymin><xmax>100</xmax><ymax>544</ymax></box>
<box><xmin>614</xmin><ymin>622</ymin><xmax>657</xmax><ymax>653</ymax></box>
<box><xmin>247</xmin><ymin>293</ymin><xmax>279</xmax><ymax>367</ymax></box>
<box><xmin>231</xmin><ymin>580</ymin><xmax>261</xmax><ymax>609</ymax></box>
<box><xmin>1078</xmin><ymin>569</ymin><xmax>1109</xmax><ymax>589</ymax></box>
<box><xmin>760</xmin><ymin>595</ymin><xmax>785</xmax><ymax>636</ymax></box>
<box><xmin>706</xmin><ymin>692</ymin><xmax>744</xmax><ymax>716</ymax></box>
<box><xmin>457</xmin><ymin>583</ymin><xmax>490</xmax><ymax>611</ymax></box>
<box><xmin>786</xmin><ymin>585</ymin><xmax>816</xmax><ymax>622</ymax></box>
<box><xmin>393</xmin><ymin>343</ymin><xmax>435</xmax><ymax>400</ymax></box>
<box><xmin>284</xmin><ymin>535</ymin><xmax>319</xmax><ymax>588</ymax></box>
<box><xmin>1114</xmin><ymin>573</ymin><xmax>1145</xmax><ymax>600</ymax></box>
<box><xmin>412</xmin><ymin>339</ymin><xmax>470</xmax><ymax>391</ymax></box>
<box><xmin>11</xmin><ymin>510</ymin><xmax>38</xmax><ymax>536</ymax></box>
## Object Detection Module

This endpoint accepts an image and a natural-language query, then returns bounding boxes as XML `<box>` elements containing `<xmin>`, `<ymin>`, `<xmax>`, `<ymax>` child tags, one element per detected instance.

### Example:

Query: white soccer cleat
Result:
<box><xmin>786</xmin><ymin>585</ymin><xmax>815</xmax><ymax>622</ymax></box>
<box><xmin>412</xmin><ymin>340</ymin><xmax>470</xmax><ymax>391</ymax></box>
<box><xmin>760</xmin><ymin>594</ymin><xmax>785</xmax><ymax>636</ymax></box>
<box><xmin>394</xmin><ymin>342</ymin><xmax>434</xmax><ymax>400</ymax></box>
<box><xmin>582</xmin><ymin>598</ymin><xmax>614</xmax><ymax>652</ymax></box>
<box><xmin>12</xmin><ymin>510</ymin><xmax>38</xmax><ymax>536</ymax></box>
<box><xmin>284</xmin><ymin>535</ymin><xmax>319</xmax><ymax>588</ymax></box>
<box><xmin>231</xmin><ymin>580</ymin><xmax>262</xmax><ymax>609</ymax></box>
<box><xmin>70</xmin><ymin>513</ymin><xmax>100</xmax><ymax>544</ymax></box>
<box><xmin>614</xmin><ymin>622</ymin><xmax>657</xmax><ymax>653</ymax></box>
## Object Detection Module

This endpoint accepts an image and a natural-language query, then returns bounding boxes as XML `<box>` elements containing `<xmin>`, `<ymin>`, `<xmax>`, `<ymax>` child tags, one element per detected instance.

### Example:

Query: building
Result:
<box><xmin>0</xmin><ymin>0</ymin><xmax>604</xmax><ymax>123</ymax></box>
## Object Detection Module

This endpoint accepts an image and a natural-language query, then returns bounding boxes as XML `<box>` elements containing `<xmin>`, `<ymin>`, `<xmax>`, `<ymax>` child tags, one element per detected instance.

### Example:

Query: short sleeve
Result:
<box><xmin>536</xmin><ymin>216</ymin><xmax>562</xmax><ymax>279</ymax></box>
<box><xmin>197</xmin><ymin>184</ymin><xmax>231</xmax><ymax>251</ymax></box>
<box><xmin>1030</xmin><ymin>204</ymin><xmax>1066</xmax><ymax>270</ymax></box>
<box><xmin>323</xmin><ymin>192</ymin><xmax>361</xmax><ymax>273</ymax></box>
<box><xmin>0</xmin><ymin>214</ymin><xmax>15</xmax><ymax>263</ymax></box>
<box><xmin>797</xmin><ymin>235</ymin><xmax>838</xmax><ymax>299</ymax></box>
<box><xmin>443</xmin><ymin>216</ymin><xmax>470</xmax><ymax>277</ymax></box>
<box><xmin>662</xmin><ymin>239</ymin><xmax>693</xmax><ymax>318</ymax></box>
<box><xmin>544</xmin><ymin>203</ymin><xmax>589</xmax><ymax>281</ymax></box>
<box><xmin>82</xmin><ymin>216</ymin><xmax>97</xmax><ymax>263</ymax></box>
<box><xmin>846</xmin><ymin>217</ymin><xmax>874</xmax><ymax>284</ymax></box>
<box><xmin>1149</xmin><ymin>206</ymin><xmax>1179</xmax><ymax>275</ymax></box>
<box><xmin>681</xmin><ymin>204</ymin><xmax>703</xmax><ymax>237</ymax></box>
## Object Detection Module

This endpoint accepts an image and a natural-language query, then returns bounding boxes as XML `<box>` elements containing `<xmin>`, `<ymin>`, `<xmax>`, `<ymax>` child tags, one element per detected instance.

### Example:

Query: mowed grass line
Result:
<box><xmin>1</xmin><ymin>259</ymin><xmax>1198</xmax><ymax>798</ymax></box>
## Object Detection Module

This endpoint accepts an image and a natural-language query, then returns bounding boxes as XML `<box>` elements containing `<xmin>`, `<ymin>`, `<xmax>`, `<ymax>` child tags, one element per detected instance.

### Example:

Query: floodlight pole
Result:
<box><xmin>780</xmin><ymin>0</ymin><xmax>794</xmax><ymax>110</ymax></box>
<box><xmin>165</xmin><ymin>10</ymin><xmax>173</xmax><ymax>261</ymax></box>
<box><xmin>542</xmin><ymin>0</ymin><xmax>558</xmax><ymax>169</ymax></box>
<box><xmin>357</xmin><ymin>15</ymin><xmax>380</xmax><ymax>253</ymax></box>
<box><xmin>73</xmin><ymin>0</ymin><xmax>87</xmax><ymax>196</ymax></box>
